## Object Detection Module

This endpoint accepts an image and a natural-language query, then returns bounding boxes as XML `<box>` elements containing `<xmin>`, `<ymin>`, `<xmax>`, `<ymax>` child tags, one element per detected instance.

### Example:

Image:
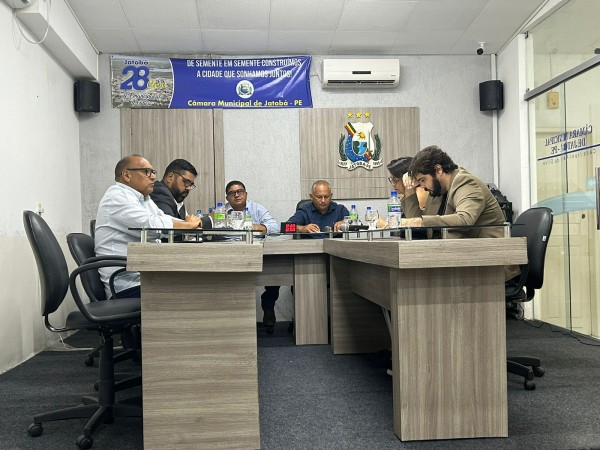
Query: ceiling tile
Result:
<box><xmin>202</xmin><ymin>30</ymin><xmax>269</xmax><ymax>54</ymax></box>
<box><xmin>119</xmin><ymin>0</ymin><xmax>200</xmax><ymax>29</ymax></box>
<box><xmin>66</xmin><ymin>0</ymin><xmax>129</xmax><ymax>28</ymax></box>
<box><xmin>391</xmin><ymin>30</ymin><xmax>463</xmax><ymax>54</ymax></box>
<box><xmin>338</xmin><ymin>0</ymin><xmax>417</xmax><ymax>32</ymax></box>
<box><xmin>133</xmin><ymin>29</ymin><xmax>204</xmax><ymax>53</ymax></box>
<box><xmin>477</xmin><ymin>0</ymin><xmax>545</xmax><ymax>29</ymax></box>
<box><xmin>330</xmin><ymin>31</ymin><xmax>399</xmax><ymax>54</ymax></box>
<box><xmin>196</xmin><ymin>0</ymin><xmax>271</xmax><ymax>30</ymax></box>
<box><xmin>85</xmin><ymin>28</ymin><xmax>140</xmax><ymax>54</ymax></box>
<box><xmin>268</xmin><ymin>31</ymin><xmax>334</xmax><ymax>54</ymax></box>
<box><xmin>270</xmin><ymin>0</ymin><xmax>345</xmax><ymax>31</ymax></box>
<box><xmin>405</xmin><ymin>0</ymin><xmax>486</xmax><ymax>31</ymax></box>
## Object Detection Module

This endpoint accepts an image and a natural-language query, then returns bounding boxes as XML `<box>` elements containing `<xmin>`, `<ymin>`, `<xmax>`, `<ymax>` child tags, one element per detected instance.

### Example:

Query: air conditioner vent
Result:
<box><xmin>322</xmin><ymin>59</ymin><xmax>399</xmax><ymax>88</ymax></box>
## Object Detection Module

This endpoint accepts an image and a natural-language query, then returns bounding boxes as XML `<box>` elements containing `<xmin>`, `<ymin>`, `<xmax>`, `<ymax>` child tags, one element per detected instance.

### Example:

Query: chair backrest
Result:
<box><xmin>296</xmin><ymin>199</ymin><xmax>311</xmax><ymax>211</ymax></box>
<box><xmin>511</xmin><ymin>207</ymin><xmax>553</xmax><ymax>291</ymax></box>
<box><xmin>67</xmin><ymin>232</ymin><xmax>107</xmax><ymax>301</ymax></box>
<box><xmin>90</xmin><ymin>219</ymin><xmax>96</xmax><ymax>238</ymax></box>
<box><xmin>23</xmin><ymin>211</ymin><xmax>69</xmax><ymax>316</ymax></box>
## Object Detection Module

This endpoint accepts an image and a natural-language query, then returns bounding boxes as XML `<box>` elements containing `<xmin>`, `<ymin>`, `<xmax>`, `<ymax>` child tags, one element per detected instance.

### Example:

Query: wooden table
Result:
<box><xmin>128</xmin><ymin>241</ymin><xmax>263</xmax><ymax>450</ymax></box>
<box><xmin>324</xmin><ymin>238</ymin><xmax>527</xmax><ymax>441</ymax></box>
<box><xmin>261</xmin><ymin>238</ymin><xmax>327</xmax><ymax>345</ymax></box>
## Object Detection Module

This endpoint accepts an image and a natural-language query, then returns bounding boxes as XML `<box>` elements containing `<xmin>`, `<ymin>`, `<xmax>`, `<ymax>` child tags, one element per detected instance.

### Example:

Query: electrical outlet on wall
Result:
<box><xmin>546</xmin><ymin>91</ymin><xmax>559</xmax><ymax>109</ymax></box>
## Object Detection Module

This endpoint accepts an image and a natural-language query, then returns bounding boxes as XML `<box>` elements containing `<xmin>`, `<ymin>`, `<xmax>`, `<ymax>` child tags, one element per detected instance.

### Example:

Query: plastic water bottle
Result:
<box><xmin>214</xmin><ymin>202</ymin><xmax>226</xmax><ymax>228</ymax></box>
<box><xmin>195</xmin><ymin>209</ymin><xmax>202</xmax><ymax>218</ymax></box>
<box><xmin>243</xmin><ymin>207</ymin><xmax>253</xmax><ymax>230</ymax></box>
<box><xmin>387</xmin><ymin>191</ymin><xmax>402</xmax><ymax>228</ymax></box>
<box><xmin>349</xmin><ymin>204</ymin><xmax>359</xmax><ymax>224</ymax></box>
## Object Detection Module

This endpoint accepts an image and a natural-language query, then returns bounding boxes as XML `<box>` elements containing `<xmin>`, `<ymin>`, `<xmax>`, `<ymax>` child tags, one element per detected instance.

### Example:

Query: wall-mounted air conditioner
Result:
<box><xmin>321</xmin><ymin>58</ymin><xmax>400</xmax><ymax>88</ymax></box>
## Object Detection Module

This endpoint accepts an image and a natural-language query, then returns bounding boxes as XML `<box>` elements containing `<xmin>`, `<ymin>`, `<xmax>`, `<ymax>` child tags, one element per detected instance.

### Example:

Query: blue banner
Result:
<box><xmin>110</xmin><ymin>55</ymin><xmax>312</xmax><ymax>109</ymax></box>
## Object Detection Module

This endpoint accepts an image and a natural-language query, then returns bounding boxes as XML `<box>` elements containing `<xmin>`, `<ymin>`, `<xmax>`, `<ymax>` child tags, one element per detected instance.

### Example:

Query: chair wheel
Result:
<box><xmin>84</xmin><ymin>356</ymin><xmax>94</xmax><ymax>366</ymax></box>
<box><xmin>28</xmin><ymin>423</ymin><xmax>43</xmax><ymax>437</ymax></box>
<box><xmin>532</xmin><ymin>366</ymin><xmax>545</xmax><ymax>377</ymax></box>
<box><xmin>524</xmin><ymin>380</ymin><xmax>536</xmax><ymax>390</ymax></box>
<box><xmin>76</xmin><ymin>434</ymin><xmax>93</xmax><ymax>449</ymax></box>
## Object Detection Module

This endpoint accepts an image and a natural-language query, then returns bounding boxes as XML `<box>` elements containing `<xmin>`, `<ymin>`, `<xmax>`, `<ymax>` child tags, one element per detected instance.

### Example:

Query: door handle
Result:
<box><xmin>596</xmin><ymin>167</ymin><xmax>600</xmax><ymax>230</ymax></box>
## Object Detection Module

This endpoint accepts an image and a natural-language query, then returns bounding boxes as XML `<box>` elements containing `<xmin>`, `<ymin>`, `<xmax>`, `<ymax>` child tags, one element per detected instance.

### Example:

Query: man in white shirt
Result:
<box><xmin>94</xmin><ymin>154</ymin><xmax>201</xmax><ymax>298</ymax></box>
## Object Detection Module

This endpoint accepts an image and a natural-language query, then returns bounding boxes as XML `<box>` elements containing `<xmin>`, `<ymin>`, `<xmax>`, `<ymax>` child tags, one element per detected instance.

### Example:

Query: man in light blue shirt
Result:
<box><xmin>223</xmin><ymin>180</ymin><xmax>279</xmax><ymax>330</ymax></box>
<box><xmin>95</xmin><ymin>154</ymin><xmax>201</xmax><ymax>299</ymax></box>
<box><xmin>224</xmin><ymin>180</ymin><xmax>278</xmax><ymax>235</ymax></box>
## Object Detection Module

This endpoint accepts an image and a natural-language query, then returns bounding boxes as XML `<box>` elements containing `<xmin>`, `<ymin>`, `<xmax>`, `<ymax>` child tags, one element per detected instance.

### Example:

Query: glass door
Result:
<box><xmin>531</xmin><ymin>67</ymin><xmax>600</xmax><ymax>337</ymax></box>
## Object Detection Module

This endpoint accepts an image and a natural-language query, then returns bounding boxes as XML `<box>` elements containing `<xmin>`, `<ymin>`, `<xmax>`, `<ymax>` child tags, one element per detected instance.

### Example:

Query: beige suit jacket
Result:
<box><xmin>402</xmin><ymin>168</ymin><xmax>519</xmax><ymax>279</ymax></box>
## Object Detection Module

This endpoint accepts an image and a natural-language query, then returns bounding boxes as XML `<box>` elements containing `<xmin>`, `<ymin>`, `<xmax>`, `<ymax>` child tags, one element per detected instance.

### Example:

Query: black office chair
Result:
<box><xmin>505</xmin><ymin>206</ymin><xmax>553</xmax><ymax>390</ymax></box>
<box><xmin>89</xmin><ymin>219</ymin><xmax>96</xmax><ymax>238</ymax></box>
<box><xmin>296</xmin><ymin>199</ymin><xmax>311</xmax><ymax>210</ymax></box>
<box><xmin>23</xmin><ymin>211</ymin><xmax>142</xmax><ymax>449</ymax></box>
<box><xmin>67</xmin><ymin>233</ymin><xmax>141</xmax><ymax>392</ymax></box>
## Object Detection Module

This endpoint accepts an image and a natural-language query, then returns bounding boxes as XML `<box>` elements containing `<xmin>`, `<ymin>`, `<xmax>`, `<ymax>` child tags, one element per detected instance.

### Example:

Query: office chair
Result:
<box><xmin>23</xmin><ymin>211</ymin><xmax>142</xmax><ymax>450</ymax></box>
<box><xmin>89</xmin><ymin>219</ymin><xmax>96</xmax><ymax>238</ymax></box>
<box><xmin>506</xmin><ymin>206</ymin><xmax>553</xmax><ymax>390</ymax></box>
<box><xmin>296</xmin><ymin>199</ymin><xmax>311</xmax><ymax>211</ymax></box>
<box><xmin>67</xmin><ymin>233</ymin><xmax>141</xmax><ymax>392</ymax></box>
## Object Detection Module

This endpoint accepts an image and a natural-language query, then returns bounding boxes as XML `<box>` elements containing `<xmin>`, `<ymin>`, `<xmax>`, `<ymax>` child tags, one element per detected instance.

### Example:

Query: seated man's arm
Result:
<box><xmin>287</xmin><ymin>209</ymin><xmax>318</xmax><ymax>233</ymax></box>
<box><xmin>255</xmin><ymin>205</ymin><xmax>279</xmax><ymax>235</ymax></box>
<box><xmin>418</xmin><ymin>177</ymin><xmax>485</xmax><ymax>227</ymax></box>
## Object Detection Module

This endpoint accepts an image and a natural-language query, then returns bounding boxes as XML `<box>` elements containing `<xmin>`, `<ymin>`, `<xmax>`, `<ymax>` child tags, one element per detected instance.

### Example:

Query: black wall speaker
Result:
<box><xmin>479</xmin><ymin>80</ymin><xmax>503</xmax><ymax>111</ymax></box>
<box><xmin>74</xmin><ymin>80</ymin><xmax>100</xmax><ymax>113</ymax></box>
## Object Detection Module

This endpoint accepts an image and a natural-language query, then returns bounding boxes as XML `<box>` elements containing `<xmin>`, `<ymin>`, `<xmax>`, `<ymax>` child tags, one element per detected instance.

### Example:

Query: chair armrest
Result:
<box><xmin>69</xmin><ymin>260</ymin><xmax>140</xmax><ymax>324</ymax></box>
<box><xmin>82</xmin><ymin>255</ymin><xmax>127</xmax><ymax>265</ymax></box>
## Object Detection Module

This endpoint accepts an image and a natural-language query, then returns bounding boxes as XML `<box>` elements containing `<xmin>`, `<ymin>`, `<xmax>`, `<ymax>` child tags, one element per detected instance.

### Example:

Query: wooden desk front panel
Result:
<box><xmin>391</xmin><ymin>265</ymin><xmax>508</xmax><ymax>441</ymax></box>
<box><xmin>141</xmin><ymin>272</ymin><xmax>260</xmax><ymax>450</ymax></box>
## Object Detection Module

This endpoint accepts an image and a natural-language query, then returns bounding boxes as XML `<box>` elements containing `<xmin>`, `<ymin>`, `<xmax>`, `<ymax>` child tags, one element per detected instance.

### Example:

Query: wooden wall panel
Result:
<box><xmin>120</xmin><ymin>108</ymin><xmax>217</xmax><ymax>214</ymax></box>
<box><xmin>299</xmin><ymin>107</ymin><xmax>419</xmax><ymax>199</ymax></box>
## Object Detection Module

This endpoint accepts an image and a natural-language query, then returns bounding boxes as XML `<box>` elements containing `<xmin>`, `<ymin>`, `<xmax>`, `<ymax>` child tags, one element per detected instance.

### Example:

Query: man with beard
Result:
<box><xmin>151</xmin><ymin>159</ymin><xmax>210</xmax><ymax>228</ymax></box>
<box><xmin>399</xmin><ymin>145</ymin><xmax>507</xmax><ymax>240</ymax></box>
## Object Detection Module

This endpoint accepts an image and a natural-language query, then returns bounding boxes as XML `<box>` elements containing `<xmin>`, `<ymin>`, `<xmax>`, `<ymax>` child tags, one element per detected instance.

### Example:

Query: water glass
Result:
<box><xmin>230</xmin><ymin>210</ymin><xmax>244</xmax><ymax>230</ymax></box>
<box><xmin>365</xmin><ymin>209</ymin><xmax>379</xmax><ymax>230</ymax></box>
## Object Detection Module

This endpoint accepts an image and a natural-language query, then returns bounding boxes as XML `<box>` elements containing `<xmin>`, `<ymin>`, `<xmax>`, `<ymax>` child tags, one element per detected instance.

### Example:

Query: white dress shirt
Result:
<box><xmin>94</xmin><ymin>182</ymin><xmax>173</xmax><ymax>298</ymax></box>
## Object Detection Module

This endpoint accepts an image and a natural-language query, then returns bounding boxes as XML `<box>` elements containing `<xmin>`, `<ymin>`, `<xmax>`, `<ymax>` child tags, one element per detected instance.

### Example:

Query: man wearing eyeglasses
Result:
<box><xmin>95</xmin><ymin>154</ymin><xmax>202</xmax><ymax>299</ymax></box>
<box><xmin>150</xmin><ymin>159</ymin><xmax>211</xmax><ymax>228</ymax></box>
<box><xmin>223</xmin><ymin>180</ymin><xmax>278</xmax><ymax>235</ymax></box>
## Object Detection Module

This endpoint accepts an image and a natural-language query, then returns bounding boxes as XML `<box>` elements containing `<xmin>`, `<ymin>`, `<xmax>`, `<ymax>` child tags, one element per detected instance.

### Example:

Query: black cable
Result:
<box><xmin>515</xmin><ymin>303</ymin><xmax>600</xmax><ymax>346</ymax></box>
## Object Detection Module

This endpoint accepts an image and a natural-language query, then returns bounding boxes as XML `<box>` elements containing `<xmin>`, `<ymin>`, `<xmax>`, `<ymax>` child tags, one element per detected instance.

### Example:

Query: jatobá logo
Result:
<box><xmin>338</xmin><ymin>112</ymin><xmax>382</xmax><ymax>171</ymax></box>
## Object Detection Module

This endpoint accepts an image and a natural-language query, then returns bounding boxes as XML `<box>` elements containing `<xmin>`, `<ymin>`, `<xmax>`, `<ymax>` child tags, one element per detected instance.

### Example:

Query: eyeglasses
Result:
<box><xmin>313</xmin><ymin>195</ymin><xmax>331</xmax><ymax>200</ymax></box>
<box><xmin>388</xmin><ymin>176</ymin><xmax>400</xmax><ymax>184</ymax></box>
<box><xmin>174</xmin><ymin>172</ymin><xmax>196</xmax><ymax>189</ymax></box>
<box><xmin>226</xmin><ymin>189</ymin><xmax>246</xmax><ymax>197</ymax></box>
<box><xmin>127</xmin><ymin>168</ymin><xmax>157</xmax><ymax>178</ymax></box>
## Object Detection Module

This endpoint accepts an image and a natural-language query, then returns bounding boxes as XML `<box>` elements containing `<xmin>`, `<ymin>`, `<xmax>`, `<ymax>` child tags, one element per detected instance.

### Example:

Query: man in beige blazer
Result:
<box><xmin>400</xmin><ymin>145</ymin><xmax>518</xmax><ymax>279</ymax></box>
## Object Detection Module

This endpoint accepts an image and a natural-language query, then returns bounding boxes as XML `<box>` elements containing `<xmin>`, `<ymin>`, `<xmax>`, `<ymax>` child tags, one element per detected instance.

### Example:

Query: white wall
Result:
<box><xmin>0</xmin><ymin>3</ymin><xmax>82</xmax><ymax>373</ymax></box>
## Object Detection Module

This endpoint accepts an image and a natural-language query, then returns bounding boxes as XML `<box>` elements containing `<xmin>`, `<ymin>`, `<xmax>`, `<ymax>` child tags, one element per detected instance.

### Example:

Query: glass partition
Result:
<box><xmin>526</xmin><ymin>0</ymin><xmax>600</xmax><ymax>91</ymax></box>
<box><xmin>529</xmin><ymin>64</ymin><xmax>600</xmax><ymax>337</ymax></box>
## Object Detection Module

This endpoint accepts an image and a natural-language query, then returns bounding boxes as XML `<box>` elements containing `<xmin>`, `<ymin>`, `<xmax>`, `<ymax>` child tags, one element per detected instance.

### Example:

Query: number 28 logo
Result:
<box><xmin>120</xmin><ymin>65</ymin><xmax>150</xmax><ymax>90</ymax></box>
